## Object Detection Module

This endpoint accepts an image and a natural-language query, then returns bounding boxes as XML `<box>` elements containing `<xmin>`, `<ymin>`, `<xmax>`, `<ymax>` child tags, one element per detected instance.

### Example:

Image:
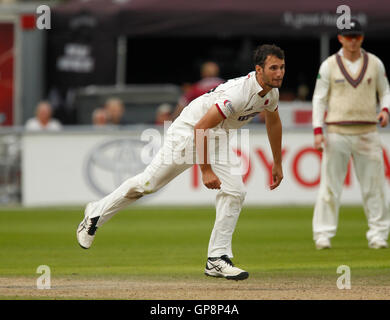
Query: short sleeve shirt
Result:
<box><xmin>179</xmin><ymin>77</ymin><xmax>225</xmax><ymax>107</ymax></box>
<box><xmin>25</xmin><ymin>118</ymin><xmax>62</xmax><ymax>131</ymax></box>
<box><xmin>177</xmin><ymin>71</ymin><xmax>279</xmax><ymax>130</ymax></box>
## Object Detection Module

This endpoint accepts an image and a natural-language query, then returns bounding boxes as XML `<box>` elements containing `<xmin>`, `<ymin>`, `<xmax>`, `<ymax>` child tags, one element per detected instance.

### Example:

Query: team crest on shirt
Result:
<box><xmin>224</xmin><ymin>100</ymin><xmax>234</xmax><ymax>114</ymax></box>
<box><xmin>238</xmin><ymin>112</ymin><xmax>260</xmax><ymax>121</ymax></box>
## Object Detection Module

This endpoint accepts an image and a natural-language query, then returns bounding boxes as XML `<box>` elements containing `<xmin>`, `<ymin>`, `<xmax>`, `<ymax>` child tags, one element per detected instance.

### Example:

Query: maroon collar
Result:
<box><xmin>336</xmin><ymin>50</ymin><xmax>368</xmax><ymax>88</ymax></box>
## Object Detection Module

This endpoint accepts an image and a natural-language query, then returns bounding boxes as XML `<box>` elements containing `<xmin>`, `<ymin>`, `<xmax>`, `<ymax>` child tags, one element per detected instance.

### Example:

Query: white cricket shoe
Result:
<box><xmin>76</xmin><ymin>203</ymin><xmax>100</xmax><ymax>249</ymax></box>
<box><xmin>315</xmin><ymin>237</ymin><xmax>331</xmax><ymax>250</ymax></box>
<box><xmin>368</xmin><ymin>238</ymin><xmax>388</xmax><ymax>249</ymax></box>
<box><xmin>204</xmin><ymin>255</ymin><xmax>249</xmax><ymax>280</ymax></box>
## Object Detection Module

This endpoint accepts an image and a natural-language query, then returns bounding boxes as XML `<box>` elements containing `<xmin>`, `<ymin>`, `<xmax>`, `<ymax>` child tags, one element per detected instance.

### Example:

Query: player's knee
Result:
<box><xmin>234</xmin><ymin>182</ymin><xmax>246</xmax><ymax>200</ymax></box>
<box><xmin>221</xmin><ymin>185</ymin><xmax>246</xmax><ymax>202</ymax></box>
<box><xmin>124</xmin><ymin>175</ymin><xmax>158</xmax><ymax>199</ymax></box>
<box><xmin>217</xmin><ymin>191</ymin><xmax>245</xmax><ymax>219</ymax></box>
<box><xmin>124</xmin><ymin>185</ymin><xmax>144</xmax><ymax>199</ymax></box>
<box><xmin>240</xmin><ymin>187</ymin><xmax>247</xmax><ymax>199</ymax></box>
<box><xmin>141</xmin><ymin>178</ymin><xmax>158</xmax><ymax>194</ymax></box>
<box><xmin>321</xmin><ymin>186</ymin><xmax>340</xmax><ymax>204</ymax></box>
<box><xmin>236</xmin><ymin>189</ymin><xmax>246</xmax><ymax>203</ymax></box>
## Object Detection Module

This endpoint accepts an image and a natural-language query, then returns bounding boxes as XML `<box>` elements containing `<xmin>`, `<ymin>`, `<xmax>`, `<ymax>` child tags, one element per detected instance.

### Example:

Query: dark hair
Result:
<box><xmin>253</xmin><ymin>44</ymin><xmax>285</xmax><ymax>68</ymax></box>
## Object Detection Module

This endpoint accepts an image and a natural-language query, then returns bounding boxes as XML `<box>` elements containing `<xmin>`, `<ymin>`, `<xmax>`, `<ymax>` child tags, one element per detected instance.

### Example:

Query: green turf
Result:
<box><xmin>0</xmin><ymin>206</ymin><xmax>389</xmax><ymax>282</ymax></box>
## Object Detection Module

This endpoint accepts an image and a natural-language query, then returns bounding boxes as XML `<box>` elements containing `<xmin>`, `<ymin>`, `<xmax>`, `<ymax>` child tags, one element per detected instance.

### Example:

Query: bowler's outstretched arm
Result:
<box><xmin>194</xmin><ymin>105</ymin><xmax>225</xmax><ymax>189</ymax></box>
<box><xmin>264</xmin><ymin>109</ymin><xmax>283</xmax><ymax>190</ymax></box>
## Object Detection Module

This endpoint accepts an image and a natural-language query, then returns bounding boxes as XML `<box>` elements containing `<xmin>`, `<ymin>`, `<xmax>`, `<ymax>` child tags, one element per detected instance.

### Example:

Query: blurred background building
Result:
<box><xmin>1</xmin><ymin>0</ymin><xmax>390</xmax><ymax>205</ymax></box>
<box><xmin>1</xmin><ymin>0</ymin><xmax>390</xmax><ymax>127</ymax></box>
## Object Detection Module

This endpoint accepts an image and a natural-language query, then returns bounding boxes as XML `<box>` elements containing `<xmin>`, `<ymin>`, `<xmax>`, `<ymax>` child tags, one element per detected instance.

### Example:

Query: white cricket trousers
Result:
<box><xmin>88</xmin><ymin>121</ymin><xmax>246</xmax><ymax>258</ymax></box>
<box><xmin>313</xmin><ymin>131</ymin><xmax>390</xmax><ymax>242</ymax></box>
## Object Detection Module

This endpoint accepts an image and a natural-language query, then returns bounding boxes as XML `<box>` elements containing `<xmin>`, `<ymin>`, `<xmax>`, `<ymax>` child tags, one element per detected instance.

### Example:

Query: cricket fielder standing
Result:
<box><xmin>77</xmin><ymin>44</ymin><xmax>285</xmax><ymax>280</ymax></box>
<box><xmin>312</xmin><ymin>19</ymin><xmax>390</xmax><ymax>250</ymax></box>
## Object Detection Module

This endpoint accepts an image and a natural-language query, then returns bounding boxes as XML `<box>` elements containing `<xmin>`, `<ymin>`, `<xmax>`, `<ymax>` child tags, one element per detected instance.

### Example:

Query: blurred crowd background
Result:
<box><xmin>1</xmin><ymin>0</ymin><xmax>390</xmax><ymax>204</ymax></box>
<box><xmin>1</xmin><ymin>0</ymin><xmax>389</xmax><ymax>129</ymax></box>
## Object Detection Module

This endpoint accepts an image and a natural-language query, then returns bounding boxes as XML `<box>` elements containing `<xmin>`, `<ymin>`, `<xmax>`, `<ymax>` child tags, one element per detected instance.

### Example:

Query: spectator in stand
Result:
<box><xmin>104</xmin><ymin>97</ymin><xmax>126</xmax><ymax>125</ymax></box>
<box><xmin>279</xmin><ymin>89</ymin><xmax>296</xmax><ymax>101</ymax></box>
<box><xmin>171</xmin><ymin>61</ymin><xmax>224</xmax><ymax>119</ymax></box>
<box><xmin>92</xmin><ymin>108</ymin><xmax>108</xmax><ymax>126</ymax></box>
<box><xmin>25</xmin><ymin>101</ymin><xmax>62</xmax><ymax>131</ymax></box>
<box><xmin>296</xmin><ymin>83</ymin><xmax>310</xmax><ymax>101</ymax></box>
<box><xmin>155</xmin><ymin>103</ymin><xmax>172</xmax><ymax>125</ymax></box>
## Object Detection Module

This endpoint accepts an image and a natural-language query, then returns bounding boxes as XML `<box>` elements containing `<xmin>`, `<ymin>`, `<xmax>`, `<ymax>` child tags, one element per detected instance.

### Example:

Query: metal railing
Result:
<box><xmin>0</xmin><ymin>128</ymin><xmax>22</xmax><ymax>204</ymax></box>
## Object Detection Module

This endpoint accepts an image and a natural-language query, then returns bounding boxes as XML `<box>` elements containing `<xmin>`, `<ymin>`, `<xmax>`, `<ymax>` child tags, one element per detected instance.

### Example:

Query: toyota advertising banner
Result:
<box><xmin>0</xmin><ymin>23</ymin><xmax>14</xmax><ymax>126</ymax></box>
<box><xmin>22</xmin><ymin>129</ymin><xmax>390</xmax><ymax>207</ymax></box>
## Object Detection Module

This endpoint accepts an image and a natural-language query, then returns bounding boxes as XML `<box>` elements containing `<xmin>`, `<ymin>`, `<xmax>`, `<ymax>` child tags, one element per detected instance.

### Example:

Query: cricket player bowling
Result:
<box><xmin>77</xmin><ymin>44</ymin><xmax>285</xmax><ymax>280</ymax></box>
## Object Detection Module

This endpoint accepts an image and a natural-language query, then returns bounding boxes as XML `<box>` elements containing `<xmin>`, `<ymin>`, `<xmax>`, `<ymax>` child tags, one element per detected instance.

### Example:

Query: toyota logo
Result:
<box><xmin>84</xmin><ymin>138</ymin><xmax>158</xmax><ymax>197</ymax></box>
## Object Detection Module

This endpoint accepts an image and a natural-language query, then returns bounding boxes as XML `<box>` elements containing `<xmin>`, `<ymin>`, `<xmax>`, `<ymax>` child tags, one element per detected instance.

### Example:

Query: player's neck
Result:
<box><xmin>259</xmin><ymin>89</ymin><xmax>271</xmax><ymax>97</ymax></box>
<box><xmin>258</xmin><ymin>83</ymin><xmax>272</xmax><ymax>97</ymax></box>
<box><xmin>256</xmin><ymin>74</ymin><xmax>272</xmax><ymax>97</ymax></box>
<box><xmin>342</xmin><ymin>48</ymin><xmax>362</xmax><ymax>62</ymax></box>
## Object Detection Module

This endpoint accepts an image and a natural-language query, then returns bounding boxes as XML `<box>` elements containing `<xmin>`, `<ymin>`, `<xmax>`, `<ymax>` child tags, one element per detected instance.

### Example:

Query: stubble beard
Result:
<box><xmin>265</xmin><ymin>80</ymin><xmax>282</xmax><ymax>89</ymax></box>
<box><xmin>263</xmin><ymin>73</ymin><xmax>283</xmax><ymax>89</ymax></box>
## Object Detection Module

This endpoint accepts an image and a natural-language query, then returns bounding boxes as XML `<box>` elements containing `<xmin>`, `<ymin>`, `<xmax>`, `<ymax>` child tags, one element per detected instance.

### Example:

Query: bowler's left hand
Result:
<box><xmin>270</xmin><ymin>163</ymin><xmax>283</xmax><ymax>190</ymax></box>
<box><xmin>377</xmin><ymin>110</ymin><xmax>389</xmax><ymax>127</ymax></box>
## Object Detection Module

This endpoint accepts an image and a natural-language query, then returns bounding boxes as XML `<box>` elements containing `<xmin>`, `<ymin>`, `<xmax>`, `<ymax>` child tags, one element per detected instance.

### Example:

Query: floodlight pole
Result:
<box><xmin>320</xmin><ymin>33</ymin><xmax>330</xmax><ymax>64</ymax></box>
<box><xmin>116</xmin><ymin>35</ymin><xmax>127</xmax><ymax>87</ymax></box>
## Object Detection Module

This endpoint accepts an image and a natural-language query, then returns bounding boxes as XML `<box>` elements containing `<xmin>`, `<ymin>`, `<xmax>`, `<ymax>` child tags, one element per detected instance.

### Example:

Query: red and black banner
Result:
<box><xmin>0</xmin><ymin>23</ymin><xmax>14</xmax><ymax>126</ymax></box>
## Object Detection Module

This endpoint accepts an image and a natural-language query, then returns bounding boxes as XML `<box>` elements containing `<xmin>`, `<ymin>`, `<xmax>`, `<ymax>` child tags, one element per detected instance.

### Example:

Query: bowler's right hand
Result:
<box><xmin>201</xmin><ymin>166</ymin><xmax>221</xmax><ymax>189</ymax></box>
<box><xmin>314</xmin><ymin>134</ymin><xmax>325</xmax><ymax>152</ymax></box>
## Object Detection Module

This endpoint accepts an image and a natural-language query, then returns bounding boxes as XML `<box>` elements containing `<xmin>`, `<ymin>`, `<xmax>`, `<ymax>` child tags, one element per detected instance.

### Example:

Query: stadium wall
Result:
<box><xmin>21</xmin><ymin>128</ymin><xmax>390</xmax><ymax>206</ymax></box>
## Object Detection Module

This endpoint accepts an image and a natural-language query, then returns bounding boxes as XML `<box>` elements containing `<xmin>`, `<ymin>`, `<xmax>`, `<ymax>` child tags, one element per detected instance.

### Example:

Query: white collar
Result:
<box><xmin>251</xmin><ymin>71</ymin><xmax>264</xmax><ymax>94</ymax></box>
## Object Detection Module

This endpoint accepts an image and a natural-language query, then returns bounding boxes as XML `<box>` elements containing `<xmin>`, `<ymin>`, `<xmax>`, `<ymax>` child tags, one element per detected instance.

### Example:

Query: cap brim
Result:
<box><xmin>339</xmin><ymin>30</ymin><xmax>364</xmax><ymax>36</ymax></box>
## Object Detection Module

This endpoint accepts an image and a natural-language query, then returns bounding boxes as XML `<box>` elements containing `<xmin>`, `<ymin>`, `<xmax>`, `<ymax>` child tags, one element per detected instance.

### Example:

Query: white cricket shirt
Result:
<box><xmin>312</xmin><ymin>48</ymin><xmax>390</xmax><ymax>130</ymax></box>
<box><xmin>25</xmin><ymin>118</ymin><xmax>62</xmax><ymax>131</ymax></box>
<box><xmin>176</xmin><ymin>71</ymin><xmax>279</xmax><ymax>130</ymax></box>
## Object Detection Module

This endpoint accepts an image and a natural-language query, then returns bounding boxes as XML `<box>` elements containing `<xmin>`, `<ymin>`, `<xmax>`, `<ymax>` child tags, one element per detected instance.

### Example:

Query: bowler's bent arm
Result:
<box><xmin>194</xmin><ymin>105</ymin><xmax>225</xmax><ymax>189</ymax></box>
<box><xmin>265</xmin><ymin>109</ymin><xmax>283</xmax><ymax>190</ymax></box>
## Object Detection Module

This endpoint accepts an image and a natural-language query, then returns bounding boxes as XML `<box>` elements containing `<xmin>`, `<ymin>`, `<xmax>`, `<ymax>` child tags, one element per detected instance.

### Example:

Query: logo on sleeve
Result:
<box><xmin>238</xmin><ymin>112</ymin><xmax>260</xmax><ymax>121</ymax></box>
<box><xmin>224</xmin><ymin>100</ymin><xmax>234</xmax><ymax>114</ymax></box>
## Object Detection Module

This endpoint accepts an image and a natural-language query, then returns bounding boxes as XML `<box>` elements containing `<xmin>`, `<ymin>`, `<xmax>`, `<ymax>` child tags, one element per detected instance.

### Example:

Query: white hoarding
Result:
<box><xmin>22</xmin><ymin>129</ymin><xmax>390</xmax><ymax>206</ymax></box>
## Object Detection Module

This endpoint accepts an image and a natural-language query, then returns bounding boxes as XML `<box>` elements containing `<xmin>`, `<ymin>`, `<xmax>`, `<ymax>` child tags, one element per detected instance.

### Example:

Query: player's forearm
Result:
<box><xmin>377</xmin><ymin>81</ymin><xmax>390</xmax><ymax>113</ymax></box>
<box><xmin>376</xmin><ymin>57</ymin><xmax>390</xmax><ymax>113</ymax></box>
<box><xmin>312</xmin><ymin>61</ymin><xmax>330</xmax><ymax>134</ymax></box>
<box><xmin>379</xmin><ymin>96</ymin><xmax>390</xmax><ymax>115</ymax></box>
<box><xmin>265</xmin><ymin>112</ymin><xmax>283</xmax><ymax>165</ymax></box>
<box><xmin>194</xmin><ymin>105</ymin><xmax>225</xmax><ymax>170</ymax></box>
<box><xmin>194</xmin><ymin>127</ymin><xmax>210</xmax><ymax>169</ymax></box>
<box><xmin>312</xmin><ymin>97</ymin><xmax>328</xmax><ymax>133</ymax></box>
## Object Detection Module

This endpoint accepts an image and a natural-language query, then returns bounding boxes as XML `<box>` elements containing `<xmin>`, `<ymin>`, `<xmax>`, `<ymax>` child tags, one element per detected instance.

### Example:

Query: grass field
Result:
<box><xmin>0</xmin><ymin>205</ymin><xmax>389</xmax><ymax>299</ymax></box>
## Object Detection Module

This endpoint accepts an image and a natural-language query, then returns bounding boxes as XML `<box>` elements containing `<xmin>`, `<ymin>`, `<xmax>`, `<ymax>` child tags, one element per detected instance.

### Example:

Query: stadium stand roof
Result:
<box><xmin>53</xmin><ymin>0</ymin><xmax>390</xmax><ymax>37</ymax></box>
